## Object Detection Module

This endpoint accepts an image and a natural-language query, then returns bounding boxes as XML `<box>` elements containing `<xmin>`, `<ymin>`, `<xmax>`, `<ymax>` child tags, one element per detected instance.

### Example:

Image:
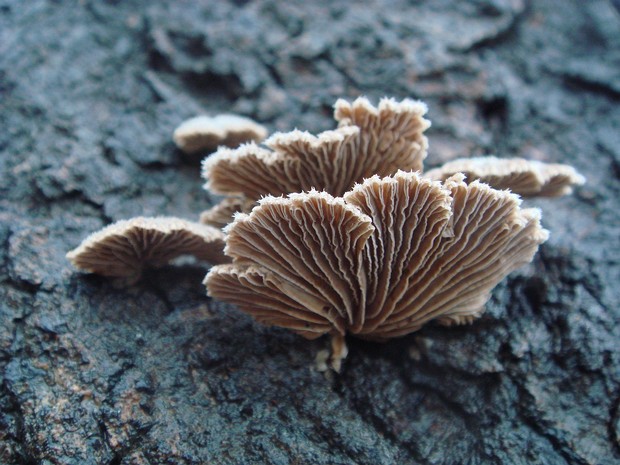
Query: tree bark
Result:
<box><xmin>1</xmin><ymin>1</ymin><xmax>619</xmax><ymax>463</ymax></box>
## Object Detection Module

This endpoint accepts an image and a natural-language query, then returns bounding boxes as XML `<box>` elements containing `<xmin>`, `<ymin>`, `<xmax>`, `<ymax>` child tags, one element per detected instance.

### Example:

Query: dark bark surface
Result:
<box><xmin>1</xmin><ymin>1</ymin><xmax>619</xmax><ymax>464</ymax></box>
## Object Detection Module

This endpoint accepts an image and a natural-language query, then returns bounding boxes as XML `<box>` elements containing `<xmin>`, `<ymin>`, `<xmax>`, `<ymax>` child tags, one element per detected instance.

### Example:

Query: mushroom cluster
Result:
<box><xmin>201</xmin><ymin>98</ymin><xmax>430</xmax><ymax>227</ymax></box>
<box><xmin>67</xmin><ymin>97</ymin><xmax>585</xmax><ymax>370</ymax></box>
<box><xmin>205</xmin><ymin>171</ymin><xmax>549</xmax><ymax>370</ymax></box>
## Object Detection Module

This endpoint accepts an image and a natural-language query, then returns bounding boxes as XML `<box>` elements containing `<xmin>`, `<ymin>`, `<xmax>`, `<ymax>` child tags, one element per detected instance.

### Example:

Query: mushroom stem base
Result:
<box><xmin>329</xmin><ymin>333</ymin><xmax>349</xmax><ymax>372</ymax></box>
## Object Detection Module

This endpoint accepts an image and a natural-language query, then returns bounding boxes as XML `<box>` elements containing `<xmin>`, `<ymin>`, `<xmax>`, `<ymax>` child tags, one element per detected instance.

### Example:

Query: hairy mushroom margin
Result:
<box><xmin>205</xmin><ymin>171</ymin><xmax>549</xmax><ymax>371</ymax></box>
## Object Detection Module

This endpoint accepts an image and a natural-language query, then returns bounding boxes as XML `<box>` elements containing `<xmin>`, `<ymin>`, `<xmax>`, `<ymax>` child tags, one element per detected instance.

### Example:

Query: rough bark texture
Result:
<box><xmin>1</xmin><ymin>1</ymin><xmax>619</xmax><ymax>464</ymax></box>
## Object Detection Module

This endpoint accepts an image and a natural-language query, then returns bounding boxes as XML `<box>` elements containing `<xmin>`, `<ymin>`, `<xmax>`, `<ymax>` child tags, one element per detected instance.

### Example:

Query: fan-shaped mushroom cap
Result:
<box><xmin>424</xmin><ymin>156</ymin><xmax>585</xmax><ymax>197</ymax></box>
<box><xmin>206</xmin><ymin>264</ymin><xmax>336</xmax><ymax>340</ymax></box>
<box><xmin>202</xmin><ymin>127</ymin><xmax>361</xmax><ymax>199</ymax></box>
<box><xmin>205</xmin><ymin>172</ymin><xmax>548</xmax><ymax>358</ymax></box>
<box><xmin>173</xmin><ymin>114</ymin><xmax>267</xmax><ymax>154</ymax></box>
<box><xmin>199</xmin><ymin>196</ymin><xmax>256</xmax><ymax>229</ymax></box>
<box><xmin>202</xmin><ymin>97</ymin><xmax>431</xmax><ymax>200</ymax></box>
<box><xmin>208</xmin><ymin>190</ymin><xmax>375</xmax><ymax>336</ymax></box>
<box><xmin>334</xmin><ymin>96</ymin><xmax>430</xmax><ymax>175</ymax></box>
<box><xmin>67</xmin><ymin>217</ymin><xmax>228</xmax><ymax>282</ymax></box>
<box><xmin>347</xmin><ymin>172</ymin><xmax>549</xmax><ymax>339</ymax></box>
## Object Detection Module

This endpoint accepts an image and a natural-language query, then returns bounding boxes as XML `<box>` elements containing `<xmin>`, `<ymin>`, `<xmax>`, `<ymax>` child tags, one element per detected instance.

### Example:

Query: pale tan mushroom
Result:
<box><xmin>67</xmin><ymin>217</ymin><xmax>228</xmax><ymax>283</ymax></box>
<box><xmin>205</xmin><ymin>171</ymin><xmax>548</xmax><ymax>370</ymax></box>
<box><xmin>199</xmin><ymin>196</ymin><xmax>256</xmax><ymax>229</ymax></box>
<box><xmin>202</xmin><ymin>127</ymin><xmax>361</xmax><ymax>199</ymax></box>
<box><xmin>346</xmin><ymin>173</ymin><xmax>549</xmax><ymax>339</ymax></box>
<box><xmin>334</xmin><ymin>96</ymin><xmax>430</xmax><ymax>175</ymax></box>
<box><xmin>173</xmin><ymin>114</ymin><xmax>268</xmax><ymax>154</ymax></box>
<box><xmin>424</xmin><ymin>156</ymin><xmax>585</xmax><ymax>197</ymax></box>
<box><xmin>202</xmin><ymin>97</ymin><xmax>431</xmax><ymax>200</ymax></box>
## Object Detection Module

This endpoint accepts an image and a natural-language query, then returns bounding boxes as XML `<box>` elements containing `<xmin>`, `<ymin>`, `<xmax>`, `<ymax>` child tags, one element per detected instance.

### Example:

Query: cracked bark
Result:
<box><xmin>1</xmin><ymin>0</ymin><xmax>619</xmax><ymax>464</ymax></box>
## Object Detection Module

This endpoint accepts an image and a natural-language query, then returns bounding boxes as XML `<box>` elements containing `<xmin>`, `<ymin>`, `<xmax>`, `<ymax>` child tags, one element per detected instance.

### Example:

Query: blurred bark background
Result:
<box><xmin>1</xmin><ymin>1</ymin><xmax>619</xmax><ymax>463</ymax></box>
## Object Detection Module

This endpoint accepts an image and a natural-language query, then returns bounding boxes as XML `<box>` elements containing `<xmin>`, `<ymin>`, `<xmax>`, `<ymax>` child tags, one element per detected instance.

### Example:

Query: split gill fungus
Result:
<box><xmin>173</xmin><ymin>113</ymin><xmax>268</xmax><ymax>154</ymax></box>
<box><xmin>200</xmin><ymin>97</ymin><xmax>430</xmax><ymax>227</ymax></box>
<box><xmin>425</xmin><ymin>156</ymin><xmax>586</xmax><ymax>198</ymax></box>
<box><xmin>200</xmin><ymin>97</ymin><xmax>582</xmax><ymax>228</ymax></box>
<box><xmin>67</xmin><ymin>96</ymin><xmax>585</xmax><ymax>371</ymax></box>
<box><xmin>67</xmin><ymin>217</ymin><xmax>228</xmax><ymax>285</ymax></box>
<box><xmin>205</xmin><ymin>171</ymin><xmax>549</xmax><ymax>371</ymax></box>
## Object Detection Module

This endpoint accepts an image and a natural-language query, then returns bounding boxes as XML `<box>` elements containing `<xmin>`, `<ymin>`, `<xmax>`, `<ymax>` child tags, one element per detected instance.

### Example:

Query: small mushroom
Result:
<box><xmin>334</xmin><ymin>96</ymin><xmax>430</xmax><ymax>175</ymax></box>
<box><xmin>199</xmin><ymin>196</ymin><xmax>256</xmax><ymax>229</ymax></box>
<box><xmin>67</xmin><ymin>217</ymin><xmax>228</xmax><ymax>283</ymax></box>
<box><xmin>205</xmin><ymin>171</ymin><xmax>548</xmax><ymax>370</ymax></box>
<box><xmin>202</xmin><ymin>127</ymin><xmax>363</xmax><ymax>199</ymax></box>
<box><xmin>424</xmin><ymin>156</ymin><xmax>585</xmax><ymax>197</ymax></box>
<box><xmin>202</xmin><ymin>97</ymin><xmax>431</xmax><ymax>200</ymax></box>
<box><xmin>173</xmin><ymin>114</ymin><xmax>268</xmax><ymax>154</ymax></box>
